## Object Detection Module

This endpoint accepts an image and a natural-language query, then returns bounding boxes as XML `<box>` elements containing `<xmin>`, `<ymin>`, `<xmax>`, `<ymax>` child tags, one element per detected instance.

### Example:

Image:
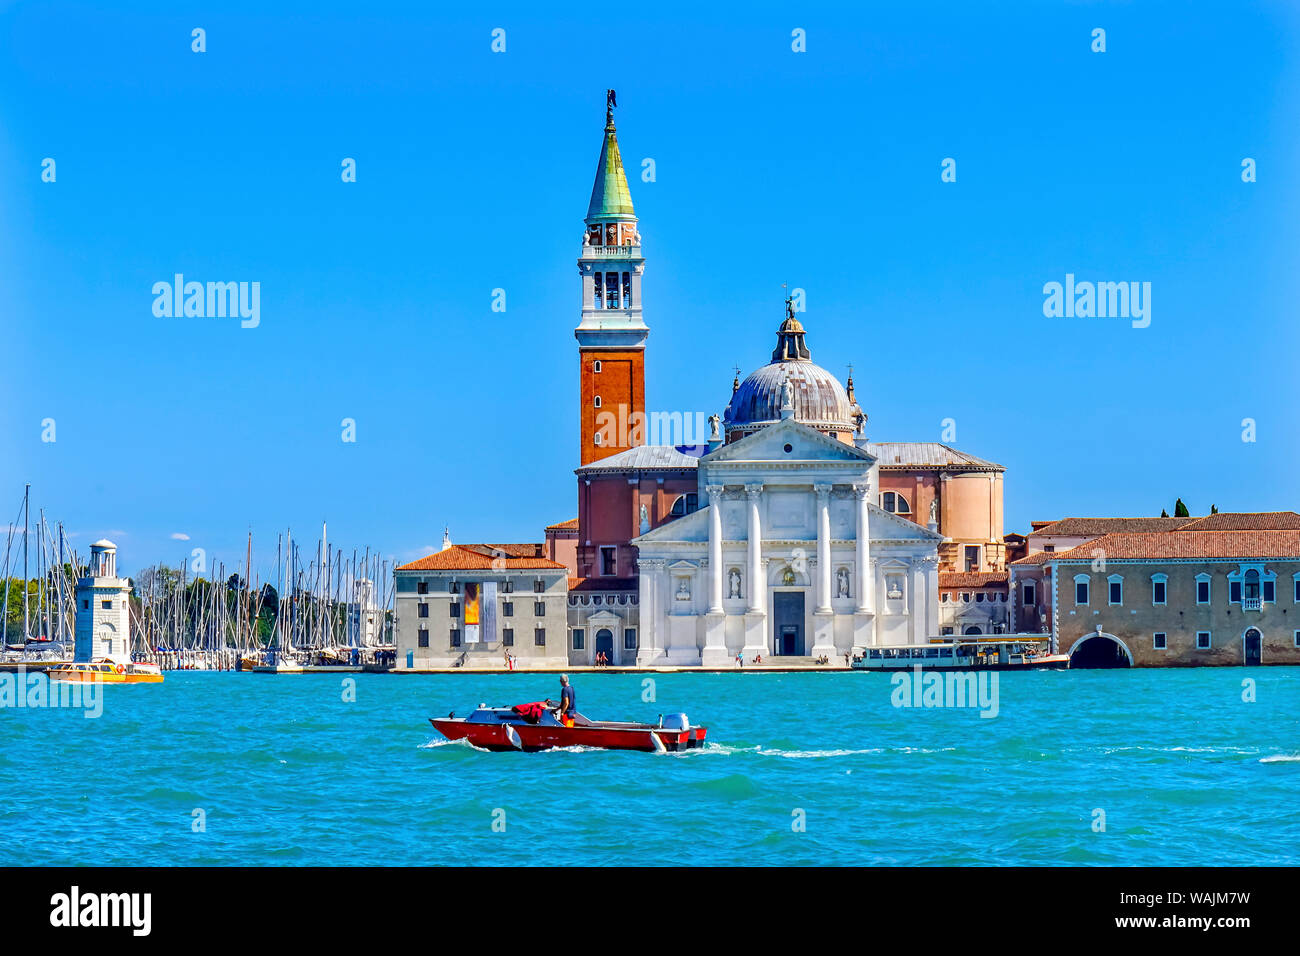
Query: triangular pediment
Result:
<box><xmin>703</xmin><ymin>419</ymin><xmax>876</xmax><ymax>465</ymax></box>
<box><xmin>631</xmin><ymin>506</ymin><xmax>710</xmax><ymax>545</ymax></box>
<box><xmin>869</xmin><ymin>504</ymin><xmax>946</xmax><ymax>541</ymax></box>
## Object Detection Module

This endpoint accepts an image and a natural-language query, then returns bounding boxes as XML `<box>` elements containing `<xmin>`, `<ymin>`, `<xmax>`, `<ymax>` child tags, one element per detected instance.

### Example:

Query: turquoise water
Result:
<box><xmin>3</xmin><ymin>669</ymin><xmax>1298</xmax><ymax>866</ymax></box>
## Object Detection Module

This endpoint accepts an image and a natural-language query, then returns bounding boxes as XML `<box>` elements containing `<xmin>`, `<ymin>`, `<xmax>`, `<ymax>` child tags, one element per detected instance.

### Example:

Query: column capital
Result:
<box><xmin>744</xmin><ymin>483</ymin><xmax>764</xmax><ymax>499</ymax></box>
<box><xmin>706</xmin><ymin>483</ymin><xmax>726</xmax><ymax>501</ymax></box>
<box><xmin>852</xmin><ymin>482</ymin><xmax>871</xmax><ymax>500</ymax></box>
<box><xmin>813</xmin><ymin>482</ymin><xmax>833</xmax><ymax>500</ymax></box>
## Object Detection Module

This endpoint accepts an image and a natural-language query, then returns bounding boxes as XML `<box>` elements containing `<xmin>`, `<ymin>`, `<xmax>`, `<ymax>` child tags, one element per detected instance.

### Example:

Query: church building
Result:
<box><xmin>393</xmin><ymin>92</ymin><xmax>1011</xmax><ymax>668</ymax></box>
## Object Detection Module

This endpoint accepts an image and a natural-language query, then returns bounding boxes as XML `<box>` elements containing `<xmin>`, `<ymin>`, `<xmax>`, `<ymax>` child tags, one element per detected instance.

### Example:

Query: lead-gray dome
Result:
<box><xmin>723</xmin><ymin>302</ymin><xmax>863</xmax><ymax>442</ymax></box>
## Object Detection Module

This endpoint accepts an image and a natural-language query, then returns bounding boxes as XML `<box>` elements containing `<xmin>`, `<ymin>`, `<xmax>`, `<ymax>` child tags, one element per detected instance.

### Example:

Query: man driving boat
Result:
<box><xmin>547</xmin><ymin>674</ymin><xmax>576</xmax><ymax>727</ymax></box>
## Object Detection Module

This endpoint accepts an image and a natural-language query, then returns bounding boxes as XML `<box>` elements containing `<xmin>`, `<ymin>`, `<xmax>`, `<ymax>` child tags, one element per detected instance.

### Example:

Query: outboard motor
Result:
<box><xmin>660</xmin><ymin>713</ymin><xmax>690</xmax><ymax>731</ymax></box>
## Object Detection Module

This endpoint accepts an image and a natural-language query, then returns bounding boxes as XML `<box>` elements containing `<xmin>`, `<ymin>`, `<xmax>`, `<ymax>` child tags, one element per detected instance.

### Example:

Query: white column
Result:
<box><xmin>707</xmin><ymin>484</ymin><xmax>724</xmax><ymax>614</ymax></box>
<box><xmin>854</xmin><ymin>482</ymin><xmax>873</xmax><ymax>613</ymax></box>
<box><xmin>814</xmin><ymin>483</ymin><xmax>832</xmax><ymax>613</ymax></box>
<box><xmin>745</xmin><ymin>483</ymin><xmax>764</xmax><ymax>613</ymax></box>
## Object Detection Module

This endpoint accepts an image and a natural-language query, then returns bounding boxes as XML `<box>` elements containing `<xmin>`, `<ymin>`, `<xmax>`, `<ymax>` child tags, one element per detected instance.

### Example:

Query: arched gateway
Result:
<box><xmin>1068</xmin><ymin>631</ymin><xmax>1134</xmax><ymax>668</ymax></box>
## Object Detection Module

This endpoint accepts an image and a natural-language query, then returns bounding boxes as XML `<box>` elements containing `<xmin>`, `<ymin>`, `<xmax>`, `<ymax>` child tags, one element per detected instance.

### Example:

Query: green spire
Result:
<box><xmin>586</xmin><ymin>93</ymin><xmax>636</xmax><ymax>222</ymax></box>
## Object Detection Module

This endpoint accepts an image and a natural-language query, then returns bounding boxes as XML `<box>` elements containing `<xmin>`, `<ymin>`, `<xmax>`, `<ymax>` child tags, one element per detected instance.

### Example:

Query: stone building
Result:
<box><xmin>393</xmin><ymin>544</ymin><xmax>570</xmax><ymax>669</ymax></box>
<box><xmin>1008</xmin><ymin>512</ymin><xmax>1300</xmax><ymax>666</ymax></box>
<box><xmin>937</xmin><ymin>571</ymin><xmax>1011</xmax><ymax>636</ymax></box>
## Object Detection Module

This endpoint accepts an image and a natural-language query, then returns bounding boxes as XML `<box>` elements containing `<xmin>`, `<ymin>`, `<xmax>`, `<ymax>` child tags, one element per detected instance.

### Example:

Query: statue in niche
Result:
<box><xmin>929</xmin><ymin>498</ymin><xmax>939</xmax><ymax>525</ymax></box>
<box><xmin>639</xmin><ymin>504</ymin><xmax>650</xmax><ymax>535</ymax></box>
<box><xmin>835</xmin><ymin>567</ymin><xmax>851</xmax><ymax>599</ymax></box>
<box><xmin>676</xmin><ymin>578</ymin><xmax>691</xmax><ymax>601</ymax></box>
<box><xmin>781</xmin><ymin>566</ymin><xmax>796</xmax><ymax>586</ymax></box>
<box><xmin>727</xmin><ymin>567</ymin><xmax>743</xmax><ymax>599</ymax></box>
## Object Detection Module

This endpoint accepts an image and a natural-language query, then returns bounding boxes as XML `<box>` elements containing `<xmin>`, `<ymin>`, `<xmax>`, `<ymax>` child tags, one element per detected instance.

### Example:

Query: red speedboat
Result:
<box><xmin>429</xmin><ymin>700</ymin><xmax>707</xmax><ymax>752</ymax></box>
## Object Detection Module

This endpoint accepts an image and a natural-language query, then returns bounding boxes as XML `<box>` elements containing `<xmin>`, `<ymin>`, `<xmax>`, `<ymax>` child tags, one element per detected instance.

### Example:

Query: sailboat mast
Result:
<box><xmin>22</xmin><ymin>483</ymin><xmax>29</xmax><ymax>645</ymax></box>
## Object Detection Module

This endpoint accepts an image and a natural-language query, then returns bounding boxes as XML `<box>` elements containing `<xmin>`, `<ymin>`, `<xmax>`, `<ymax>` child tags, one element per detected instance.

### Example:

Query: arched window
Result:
<box><xmin>670</xmin><ymin>494</ymin><xmax>698</xmax><ymax>516</ymax></box>
<box><xmin>593</xmin><ymin>396</ymin><xmax>602</xmax><ymax>408</ymax></box>
<box><xmin>963</xmin><ymin>625</ymin><xmax>983</xmax><ymax>636</ymax></box>
<box><xmin>881</xmin><ymin>492</ymin><xmax>911</xmax><ymax>515</ymax></box>
<box><xmin>1244</xmin><ymin>568</ymin><xmax>1261</xmax><ymax>600</ymax></box>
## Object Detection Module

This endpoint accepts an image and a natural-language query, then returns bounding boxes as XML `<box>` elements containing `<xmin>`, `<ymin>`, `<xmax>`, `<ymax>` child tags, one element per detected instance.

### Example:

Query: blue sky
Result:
<box><xmin>2</xmin><ymin>0</ymin><xmax>1297</xmax><ymax>580</ymax></box>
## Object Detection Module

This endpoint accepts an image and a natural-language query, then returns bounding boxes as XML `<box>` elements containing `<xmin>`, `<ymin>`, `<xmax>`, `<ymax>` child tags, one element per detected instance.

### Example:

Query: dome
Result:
<box><xmin>723</xmin><ymin>301</ymin><xmax>864</xmax><ymax>443</ymax></box>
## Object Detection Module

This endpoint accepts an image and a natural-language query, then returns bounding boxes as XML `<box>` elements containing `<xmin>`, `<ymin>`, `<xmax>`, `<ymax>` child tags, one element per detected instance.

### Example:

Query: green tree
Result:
<box><xmin>1174</xmin><ymin>498</ymin><xmax>1190</xmax><ymax>517</ymax></box>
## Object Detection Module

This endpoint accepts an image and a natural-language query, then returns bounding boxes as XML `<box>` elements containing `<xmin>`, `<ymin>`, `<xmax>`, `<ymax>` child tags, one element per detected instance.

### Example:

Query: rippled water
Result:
<box><xmin>3</xmin><ymin>669</ymin><xmax>1298</xmax><ymax>865</ymax></box>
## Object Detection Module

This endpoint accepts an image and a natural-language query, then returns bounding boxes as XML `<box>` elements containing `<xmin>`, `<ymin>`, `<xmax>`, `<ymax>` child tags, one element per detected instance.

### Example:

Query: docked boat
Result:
<box><xmin>851</xmin><ymin>638</ymin><xmax>1070</xmax><ymax>671</ymax></box>
<box><xmin>47</xmin><ymin>659</ymin><xmax>165</xmax><ymax>684</ymax></box>
<box><xmin>430</xmin><ymin>701</ymin><xmax>707</xmax><ymax>752</ymax></box>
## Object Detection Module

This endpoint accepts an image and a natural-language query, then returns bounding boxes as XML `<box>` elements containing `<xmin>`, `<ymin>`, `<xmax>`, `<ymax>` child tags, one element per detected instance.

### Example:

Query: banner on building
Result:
<box><xmin>464</xmin><ymin>583</ymin><xmax>480</xmax><ymax>642</ymax></box>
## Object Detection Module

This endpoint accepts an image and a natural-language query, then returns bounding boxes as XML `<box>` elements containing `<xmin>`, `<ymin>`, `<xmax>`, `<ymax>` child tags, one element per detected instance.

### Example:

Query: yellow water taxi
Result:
<box><xmin>47</xmin><ymin>659</ymin><xmax>164</xmax><ymax>684</ymax></box>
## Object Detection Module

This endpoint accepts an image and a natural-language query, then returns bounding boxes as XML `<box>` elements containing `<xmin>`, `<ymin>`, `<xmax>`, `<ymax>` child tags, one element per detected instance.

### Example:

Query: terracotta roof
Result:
<box><xmin>1052</xmin><ymin>530</ymin><xmax>1300</xmax><ymax>562</ymax></box>
<box><xmin>569</xmin><ymin>576</ymin><xmax>639</xmax><ymax>592</ymax></box>
<box><xmin>545</xmin><ymin>518</ymin><xmax>579</xmax><ymax>531</ymax></box>
<box><xmin>863</xmin><ymin>442</ymin><xmax>1003</xmax><ymax>470</ymax></box>
<box><xmin>1030</xmin><ymin>517</ymin><xmax>1195</xmax><ymax>536</ymax></box>
<box><xmin>1177</xmin><ymin>512</ymin><xmax>1300</xmax><ymax>532</ymax></box>
<box><xmin>1010</xmin><ymin>551</ymin><xmax>1062</xmax><ymax>566</ymax></box>
<box><xmin>938</xmin><ymin>571</ymin><xmax>1009</xmax><ymax>588</ymax></box>
<box><xmin>398</xmin><ymin>544</ymin><xmax>566</xmax><ymax>571</ymax></box>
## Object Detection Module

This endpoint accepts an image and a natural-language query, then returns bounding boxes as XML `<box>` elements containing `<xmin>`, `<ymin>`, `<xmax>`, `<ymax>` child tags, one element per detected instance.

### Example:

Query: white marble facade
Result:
<box><xmin>631</xmin><ymin>419</ymin><xmax>943</xmax><ymax>665</ymax></box>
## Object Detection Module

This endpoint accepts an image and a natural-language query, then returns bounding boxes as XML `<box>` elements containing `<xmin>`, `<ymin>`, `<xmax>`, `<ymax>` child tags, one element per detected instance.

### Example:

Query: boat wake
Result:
<box><xmin>1259</xmin><ymin>754</ymin><xmax>1300</xmax><ymax>764</ymax></box>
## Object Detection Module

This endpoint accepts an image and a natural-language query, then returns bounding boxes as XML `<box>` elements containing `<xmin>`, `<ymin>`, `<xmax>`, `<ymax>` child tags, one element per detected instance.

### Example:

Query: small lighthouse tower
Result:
<box><xmin>74</xmin><ymin>540</ymin><xmax>133</xmax><ymax>663</ymax></box>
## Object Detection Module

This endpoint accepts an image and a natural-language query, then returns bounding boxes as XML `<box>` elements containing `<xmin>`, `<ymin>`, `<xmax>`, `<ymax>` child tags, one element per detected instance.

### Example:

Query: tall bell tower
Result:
<box><xmin>576</xmin><ymin>90</ymin><xmax>647</xmax><ymax>466</ymax></box>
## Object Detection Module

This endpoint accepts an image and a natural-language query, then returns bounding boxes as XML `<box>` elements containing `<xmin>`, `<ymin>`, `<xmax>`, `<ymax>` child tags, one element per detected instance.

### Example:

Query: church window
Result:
<box><xmin>571</xmin><ymin>628</ymin><xmax>584</xmax><ymax>650</ymax></box>
<box><xmin>881</xmin><ymin>492</ymin><xmax>911</xmax><ymax>515</ymax></box>
<box><xmin>669</xmin><ymin>494</ymin><xmax>698</xmax><ymax>516</ymax></box>
<box><xmin>624</xmin><ymin>628</ymin><xmax>637</xmax><ymax>650</ymax></box>
<box><xmin>622</xmin><ymin>272</ymin><xmax>631</xmax><ymax>308</ymax></box>
<box><xmin>593</xmin><ymin>360</ymin><xmax>602</xmax><ymax>373</ymax></box>
<box><xmin>605</xmin><ymin>272</ymin><xmax>620</xmax><ymax>309</ymax></box>
<box><xmin>601</xmin><ymin>547</ymin><xmax>617</xmax><ymax>576</ymax></box>
<box><xmin>594</xmin><ymin>396</ymin><xmax>602</xmax><ymax>408</ymax></box>
<box><xmin>593</xmin><ymin>273</ymin><xmax>603</xmax><ymax>309</ymax></box>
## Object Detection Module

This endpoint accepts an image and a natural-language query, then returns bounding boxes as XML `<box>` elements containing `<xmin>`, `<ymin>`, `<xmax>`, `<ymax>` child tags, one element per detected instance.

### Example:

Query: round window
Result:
<box><xmin>783</xmin><ymin>443</ymin><xmax>793</xmax><ymax>453</ymax></box>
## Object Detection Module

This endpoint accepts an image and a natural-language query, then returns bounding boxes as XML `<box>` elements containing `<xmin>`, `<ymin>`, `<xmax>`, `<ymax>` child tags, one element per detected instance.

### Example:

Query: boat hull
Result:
<box><xmin>430</xmin><ymin>717</ymin><xmax>706</xmax><ymax>752</ymax></box>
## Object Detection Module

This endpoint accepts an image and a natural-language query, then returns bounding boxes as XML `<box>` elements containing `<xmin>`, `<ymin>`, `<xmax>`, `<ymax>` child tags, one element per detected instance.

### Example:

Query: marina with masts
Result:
<box><xmin>1</xmin><ymin>485</ymin><xmax>396</xmax><ymax>673</ymax></box>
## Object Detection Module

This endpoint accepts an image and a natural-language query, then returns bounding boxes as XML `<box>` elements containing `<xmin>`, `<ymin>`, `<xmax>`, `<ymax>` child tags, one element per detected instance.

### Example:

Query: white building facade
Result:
<box><xmin>632</xmin><ymin>418</ymin><xmax>942</xmax><ymax>665</ymax></box>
